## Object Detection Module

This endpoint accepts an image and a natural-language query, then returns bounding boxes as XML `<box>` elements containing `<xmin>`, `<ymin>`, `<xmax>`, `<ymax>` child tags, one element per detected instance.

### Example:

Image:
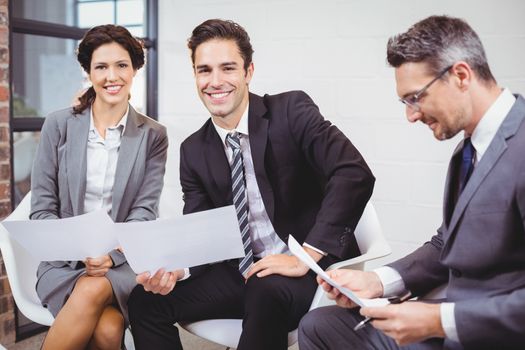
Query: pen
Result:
<box><xmin>353</xmin><ymin>291</ymin><xmax>412</xmax><ymax>331</ymax></box>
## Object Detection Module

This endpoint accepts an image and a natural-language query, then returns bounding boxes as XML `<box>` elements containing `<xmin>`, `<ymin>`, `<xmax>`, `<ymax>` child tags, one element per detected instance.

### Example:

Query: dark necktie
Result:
<box><xmin>459</xmin><ymin>137</ymin><xmax>475</xmax><ymax>193</ymax></box>
<box><xmin>226</xmin><ymin>133</ymin><xmax>254</xmax><ymax>277</ymax></box>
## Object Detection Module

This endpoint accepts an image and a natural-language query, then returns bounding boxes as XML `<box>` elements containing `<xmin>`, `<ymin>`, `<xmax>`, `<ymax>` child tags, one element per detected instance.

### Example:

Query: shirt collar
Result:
<box><xmin>89</xmin><ymin>104</ymin><xmax>129</xmax><ymax>135</ymax></box>
<box><xmin>212</xmin><ymin>103</ymin><xmax>250</xmax><ymax>147</ymax></box>
<box><xmin>470</xmin><ymin>88</ymin><xmax>515</xmax><ymax>161</ymax></box>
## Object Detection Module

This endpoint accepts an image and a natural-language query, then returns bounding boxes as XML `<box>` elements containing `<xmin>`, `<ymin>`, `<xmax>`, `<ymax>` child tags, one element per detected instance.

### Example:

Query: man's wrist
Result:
<box><xmin>366</xmin><ymin>271</ymin><xmax>385</xmax><ymax>298</ymax></box>
<box><xmin>176</xmin><ymin>269</ymin><xmax>186</xmax><ymax>281</ymax></box>
<box><xmin>427</xmin><ymin>303</ymin><xmax>446</xmax><ymax>338</ymax></box>
<box><xmin>303</xmin><ymin>245</ymin><xmax>323</xmax><ymax>263</ymax></box>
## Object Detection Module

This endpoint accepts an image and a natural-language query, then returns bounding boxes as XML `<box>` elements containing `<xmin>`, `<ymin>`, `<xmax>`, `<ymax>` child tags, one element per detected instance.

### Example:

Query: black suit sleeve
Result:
<box><xmin>180</xmin><ymin>141</ymin><xmax>214</xmax><ymax>277</ymax></box>
<box><xmin>180</xmin><ymin>141</ymin><xmax>214</xmax><ymax>215</ymax></box>
<box><xmin>287</xmin><ymin>91</ymin><xmax>375</xmax><ymax>259</ymax></box>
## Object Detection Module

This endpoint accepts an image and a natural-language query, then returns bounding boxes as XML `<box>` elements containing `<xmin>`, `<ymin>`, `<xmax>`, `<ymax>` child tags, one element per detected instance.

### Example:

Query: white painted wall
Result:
<box><xmin>157</xmin><ymin>0</ymin><xmax>525</xmax><ymax>267</ymax></box>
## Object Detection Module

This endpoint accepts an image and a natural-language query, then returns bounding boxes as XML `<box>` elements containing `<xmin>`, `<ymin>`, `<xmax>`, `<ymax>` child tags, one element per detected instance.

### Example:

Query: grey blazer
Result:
<box><xmin>30</xmin><ymin>104</ymin><xmax>168</xmax><ymax>270</ymax></box>
<box><xmin>390</xmin><ymin>95</ymin><xmax>525</xmax><ymax>350</ymax></box>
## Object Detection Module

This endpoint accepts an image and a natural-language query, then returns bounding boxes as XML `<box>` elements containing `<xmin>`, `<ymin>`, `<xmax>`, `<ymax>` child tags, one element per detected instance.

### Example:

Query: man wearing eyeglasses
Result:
<box><xmin>299</xmin><ymin>15</ymin><xmax>525</xmax><ymax>350</ymax></box>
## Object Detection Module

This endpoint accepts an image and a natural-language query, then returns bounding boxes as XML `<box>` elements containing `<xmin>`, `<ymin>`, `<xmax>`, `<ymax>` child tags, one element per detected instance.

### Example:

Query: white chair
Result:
<box><xmin>180</xmin><ymin>201</ymin><xmax>391</xmax><ymax>349</ymax></box>
<box><xmin>0</xmin><ymin>192</ymin><xmax>54</xmax><ymax>327</ymax></box>
<box><xmin>0</xmin><ymin>192</ymin><xmax>136</xmax><ymax>349</ymax></box>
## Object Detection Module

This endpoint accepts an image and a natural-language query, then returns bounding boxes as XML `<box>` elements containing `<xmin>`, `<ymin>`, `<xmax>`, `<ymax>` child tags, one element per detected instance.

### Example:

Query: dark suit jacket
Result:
<box><xmin>180</xmin><ymin>91</ymin><xmax>375</xmax><ymax>274</ymax></box>
<box><xmin>390</xmin><ymin>95</ymin><xmax>525</xmax><ymax>350</ymax></box>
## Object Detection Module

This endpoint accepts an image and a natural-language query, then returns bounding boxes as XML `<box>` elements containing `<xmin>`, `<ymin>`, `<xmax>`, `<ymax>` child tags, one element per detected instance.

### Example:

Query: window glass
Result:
<box><xmin>77</xmin><ymin>1</ymin><xmax>115</xmax><ymax>28</ymax></box>
<box><xmin>117</xmin><ymin>0</ymin><xmax>144</xmax><ymax>26</ymax></box>
<box><xmin>12</xmin><ymin>33</ymin><xmax>84</xmax><ymax>119</ymax></box>
<box><xmin>126</xmin><ymin>25</ymin><xmax>144</xmax><ymax>37</ymax></box>
<box><xmin>12</xmin><ymin>0</ymin><xmax>75</xmax><ymax>26</ymax></box>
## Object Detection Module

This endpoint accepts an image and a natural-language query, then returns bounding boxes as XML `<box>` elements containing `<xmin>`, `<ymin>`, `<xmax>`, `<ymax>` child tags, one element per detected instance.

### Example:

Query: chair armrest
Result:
<box><xmin>327</xmin><ymin>247</ymin><xmax>391</xmax><ymax>271</ymax></box>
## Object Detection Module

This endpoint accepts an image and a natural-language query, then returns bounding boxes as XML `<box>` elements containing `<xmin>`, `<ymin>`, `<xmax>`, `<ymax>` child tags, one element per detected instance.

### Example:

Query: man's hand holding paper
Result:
<box><xmin>136</xmin><ymin>269</ymin><xmax>185</xmax><ymax>295</ymax></box>
<box><xmin>288</xmin><ymin>235</ymin><xmax>389</xmax><ymax>308</ymax></box>
<box><xmin>318</xmin><ymin>269</ymin><xmax>384</xmax><ymax>309</ymax></box>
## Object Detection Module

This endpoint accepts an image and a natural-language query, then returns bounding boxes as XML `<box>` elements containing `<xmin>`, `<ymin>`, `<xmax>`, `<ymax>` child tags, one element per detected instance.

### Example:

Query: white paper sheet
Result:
<box><xmin>288</xmin><ymin>235</ymin><xmax>389</xmax><ymax>307</ymax></box>
<box><xmin>2</xmin><ymin>209</ymin><xmax>118</xmax><ymax>261</ymax></box>
<box><xmin>115</xmin><ymin>205</ymin><xmax>245</xmax><ymax>274</ymax></box>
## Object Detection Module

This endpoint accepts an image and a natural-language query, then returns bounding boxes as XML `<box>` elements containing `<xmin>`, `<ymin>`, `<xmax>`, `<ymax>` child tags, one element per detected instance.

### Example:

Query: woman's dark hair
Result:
<box><xmin>187</xmin><ymin>19</ymin><xmax>254</xmax><ymax>71</ymax></box>
<box><xmin>74</xmin><ymin>24</ymin><xmax>145</xmax><ymax>114</ymax></box>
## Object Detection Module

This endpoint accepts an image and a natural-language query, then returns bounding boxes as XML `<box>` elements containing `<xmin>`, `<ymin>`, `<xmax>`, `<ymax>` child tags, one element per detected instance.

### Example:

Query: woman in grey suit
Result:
<box><xmin>30</xmin><ymin>24</ymin><xmax>168</xmax><ymax>350</ymax></box>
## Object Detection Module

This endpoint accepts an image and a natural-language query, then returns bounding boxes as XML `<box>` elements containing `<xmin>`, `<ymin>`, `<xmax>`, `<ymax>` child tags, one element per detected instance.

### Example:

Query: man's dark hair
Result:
<box><xmin>188</xmin><ymin>19</ymin><xmax>254</xmax><ymax>71</ymax></box>
<box><xmin>387</xmin><ymin>15</ymin><xmax>495</xmax><ymax>84</ymax></box>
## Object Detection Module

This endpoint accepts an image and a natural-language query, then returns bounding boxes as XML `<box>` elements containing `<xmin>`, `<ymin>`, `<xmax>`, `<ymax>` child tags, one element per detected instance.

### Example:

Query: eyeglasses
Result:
<box><xmin>399</xmin><ymin>65</ymin><xmax>453</xmax><ymax>112</ymax></box>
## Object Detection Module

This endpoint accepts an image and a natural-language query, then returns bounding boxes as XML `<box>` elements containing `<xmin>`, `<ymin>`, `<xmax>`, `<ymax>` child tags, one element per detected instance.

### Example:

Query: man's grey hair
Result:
<box><xmin>387</xmin><ymin>15</ymin><xmax>496</xmax><ymax>84</ymax></box>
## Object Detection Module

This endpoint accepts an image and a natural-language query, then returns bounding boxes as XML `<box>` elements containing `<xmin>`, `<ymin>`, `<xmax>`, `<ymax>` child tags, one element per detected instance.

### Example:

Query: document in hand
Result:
<box><xmin>115</xmin><ymin>205</ymin><xmax>245</xmax><ymax>275</ymax></box>
<box><xmin>2</xmin><ymin>209</ymin><xmax>117</xmax><ymax>261</ymax></box>
<box><xmin>288</xmin><ymin>235</ymin><xmax>389</xmax><ymax>307</ymax></box>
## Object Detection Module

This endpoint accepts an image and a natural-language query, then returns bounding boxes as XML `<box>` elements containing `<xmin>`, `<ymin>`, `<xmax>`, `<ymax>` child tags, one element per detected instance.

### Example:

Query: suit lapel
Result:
<box><xmin>66</xmin><ymin>109</ymin><xmax>89</xmax><ymax>215</ymax></box>
<box><xmin>204</xmin><ymin>122</ymin><xmax>233</xmax><ymax>204</ymax></box>
<box><xmin>248</xmin><ymin>93</ymin><xmax>275</xmax><ymax>221</ymax></box>
<box><xmin>112</xmin><ymin>106</ymin><xmax>145</xmax><ymax>221</ymax></box>
<box><xmin>444</xmin><ymin>95</ymin><xmax>525</xmax><ymax>244</ymax></box>
<box><xmin>443</xmin><ymin>144</ymin><xmax>462</xmax><ymax>226</ymax></box>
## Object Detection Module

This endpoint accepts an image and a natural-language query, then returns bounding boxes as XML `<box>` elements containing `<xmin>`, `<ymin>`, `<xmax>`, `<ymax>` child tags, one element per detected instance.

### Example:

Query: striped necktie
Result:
<box><xmin>226</xmin><ymin>133</ymin><xmax>254</xmax><ymax>277</ymax></box>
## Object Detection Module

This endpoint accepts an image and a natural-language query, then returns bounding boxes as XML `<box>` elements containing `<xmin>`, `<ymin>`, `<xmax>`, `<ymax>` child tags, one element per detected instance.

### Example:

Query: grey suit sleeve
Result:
<box><xmin>30</xmin><ymin>114</ymin><xmax>61</xmax><ymax>220</ymax></box>
<box><xmin>388</xmin><ymin>226</ymin><xmax>449</xmax><ymax>297</ymax></box>
<box><xmin>30</xmin><ymin>113</ymin><xmax>78</xmax><ymax>269</ymax></box>
<box><xmin>123</xmin><ymin>125</ymin><xmax>168</xmax><ymax>223</ymax></box>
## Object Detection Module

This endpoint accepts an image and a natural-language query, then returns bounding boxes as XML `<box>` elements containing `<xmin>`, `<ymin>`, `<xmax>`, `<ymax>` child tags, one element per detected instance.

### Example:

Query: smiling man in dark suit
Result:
<box><xmin>127</xmin><ymin>19</ymin><xmax>374</xmax><ymax>350</ymax></box>
<box><xmin>299</xmin><ymin>15</ymin><xmax>525</xmax><ymax>350</ymax></box>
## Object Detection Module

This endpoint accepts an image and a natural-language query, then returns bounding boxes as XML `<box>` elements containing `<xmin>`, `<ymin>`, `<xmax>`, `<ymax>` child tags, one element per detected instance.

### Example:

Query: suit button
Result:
<box><xmin>339</xmin><ymin>234</ymin><xmax>347</xmax><ymax>246</ymax></box>
<box><xmin>451</xmin><ymin>268</ymin><xmax>462</xmax><ymax>278</ymax></box>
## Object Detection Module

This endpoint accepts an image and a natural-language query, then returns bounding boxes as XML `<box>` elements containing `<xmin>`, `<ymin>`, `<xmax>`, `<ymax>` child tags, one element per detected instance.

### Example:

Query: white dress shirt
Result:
<box><xmin>83</xmin><ymin>106</ymin><xmax>128</xmax><ymax>215</ymax></box>
<box><xmin>212</xmin><ymin>105</ymin><xmax>290</xmax><ymax>257</ymax></box>
<box><xmin>374</xmin><ymin>88</ymin><xmax>516</xmax><ymax>342</ymax></box>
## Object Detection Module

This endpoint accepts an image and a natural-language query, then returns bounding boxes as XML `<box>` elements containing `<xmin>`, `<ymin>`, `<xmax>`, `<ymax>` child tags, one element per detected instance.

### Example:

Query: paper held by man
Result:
<box><xmin>288</xmin><ymin>235</ymin><xmax>389</xmax><ymax>308</ymax></box>
<box><xmin>2</xmin><ymin>205</ymin><xmax>245</xmax><ymax>275</ymax></box>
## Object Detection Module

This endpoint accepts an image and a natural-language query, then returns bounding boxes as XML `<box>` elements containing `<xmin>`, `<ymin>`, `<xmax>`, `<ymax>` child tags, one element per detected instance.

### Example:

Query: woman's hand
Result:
<box><xmin>84</xmin><ymin>255</ymin><xmax>114</xmax><ymax>277</ymax></box>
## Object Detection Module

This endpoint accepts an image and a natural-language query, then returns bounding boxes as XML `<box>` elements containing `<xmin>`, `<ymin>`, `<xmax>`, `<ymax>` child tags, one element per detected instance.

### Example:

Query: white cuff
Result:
<box><xmin>178</xmin><ymin>268</ymin><xmax>191</xmax><ymax>281</ymax></box>
<box><xmin>303</xmin><ymin>243</ymin><xmax>328</xmax><ymax>256</ymax></box>
<box><xmin>440</xmin><ymin>302</ymin><xmax>459</xmax><ymax>342</ymax></box>
<box><xmin>373</xmin><ymin>266</ymin><xmax>406</xmax><ymax>297</ymax></box>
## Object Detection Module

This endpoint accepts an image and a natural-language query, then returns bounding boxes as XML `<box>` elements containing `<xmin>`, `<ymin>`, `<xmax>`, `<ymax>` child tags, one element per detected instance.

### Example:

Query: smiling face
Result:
<box><xmin>395</xmin><ymin>62</ymin><xmax>472</xmax><ymax>140</ymax></box>
<box><xmin>88</xmin><ymin>42</ymin><xmax>136</xmax><ymax>110</ymax></box>
<box><xmin>194</xmin><ymin>39</ymin><xmax>253</xmax><ymax>129</ymax></box>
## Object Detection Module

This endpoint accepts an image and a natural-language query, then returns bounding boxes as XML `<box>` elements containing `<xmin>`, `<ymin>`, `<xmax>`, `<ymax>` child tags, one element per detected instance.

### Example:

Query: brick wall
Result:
<box><xmin>0</xmin><ymin>0</ymin><xmax>14</xmax><ymax>345</ymax></box>
<box><xmin>157</xmin><ymin>0</ymin><xmax>525</xmax><ymax>267</ymax></box>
